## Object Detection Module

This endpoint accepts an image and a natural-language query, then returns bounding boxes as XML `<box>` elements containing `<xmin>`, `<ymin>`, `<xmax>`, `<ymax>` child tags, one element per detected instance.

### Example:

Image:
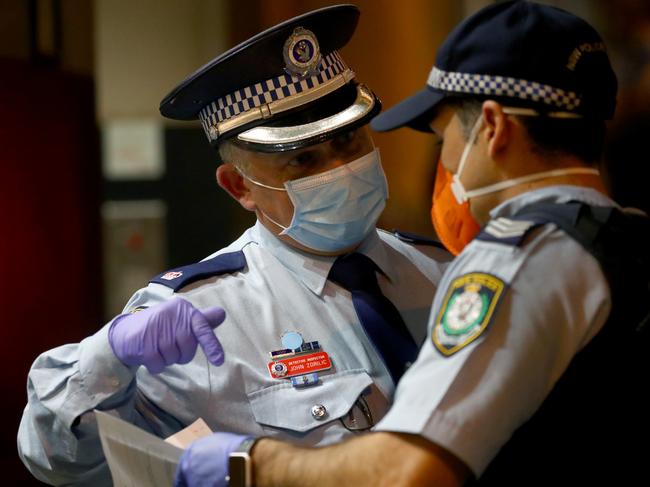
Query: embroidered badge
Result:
<box><xmin>283</xmin><ymin>27</ymin><xmax>321</xmax><ymax>77</ymax></box>
<box><xmin>433</xmin><ymin>273</ymin><xmax>507</xmax><ymax>356</ymax></box>
<box><xmin>161</xmin><ymin>271</ymin><xmax>183</xmax><ymax>280</ymax></box>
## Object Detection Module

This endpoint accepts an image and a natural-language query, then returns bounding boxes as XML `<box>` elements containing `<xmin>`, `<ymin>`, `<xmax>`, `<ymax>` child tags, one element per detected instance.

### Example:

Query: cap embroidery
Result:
<box><xmin>566</xmin><ymin>41</ymin><xmax>606</xmax><ymax>71</ymax></box>
<box><xmin>161</xmin><ymin>271</ymin><xmax>183</xmax><ymax>280</ymax></box>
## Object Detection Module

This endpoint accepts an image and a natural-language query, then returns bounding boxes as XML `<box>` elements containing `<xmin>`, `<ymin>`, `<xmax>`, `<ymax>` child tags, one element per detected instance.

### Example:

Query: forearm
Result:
<box><xmin>252</xmin><ymin>432</ymin><xmax>470</xmax><ymax>487</ymax></box>
<box><xmin>18</xmin><ymin>323</ymin><xmax>137</xmax><ymax>484</ymax></box>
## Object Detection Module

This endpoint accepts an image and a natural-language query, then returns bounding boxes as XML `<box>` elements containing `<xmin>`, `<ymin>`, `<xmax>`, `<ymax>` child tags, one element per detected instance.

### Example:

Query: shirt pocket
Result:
<box><xmin>247</xmin><ymin>369</ymin><xmax>373</xmax><ymax>433</ymax></box>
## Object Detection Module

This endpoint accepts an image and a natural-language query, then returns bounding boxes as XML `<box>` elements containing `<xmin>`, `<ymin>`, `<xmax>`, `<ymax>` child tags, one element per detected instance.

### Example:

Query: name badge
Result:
<box><xmin>268</xmin><ymin>351</ymin><xmax>332</xmax><ymax>379</ymax></box>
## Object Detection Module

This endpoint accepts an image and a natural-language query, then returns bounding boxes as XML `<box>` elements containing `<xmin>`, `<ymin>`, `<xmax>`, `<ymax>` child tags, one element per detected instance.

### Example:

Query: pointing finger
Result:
<box><xmin>191</xmin><ymin>310</ymin><xmax>225</xmax><ymax>366</ymax></box>
<box><xmin>200</xmin><ymin>306</ymin><xmax>226</xmax><ymax>328</ymax></box>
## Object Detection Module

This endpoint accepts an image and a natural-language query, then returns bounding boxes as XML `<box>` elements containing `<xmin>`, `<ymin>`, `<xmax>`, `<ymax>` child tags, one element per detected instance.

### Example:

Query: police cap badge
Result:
<box><xmin>159</xmin><ymin>5</ymin><xmax>380</xmax><ymax>153</ymax></box>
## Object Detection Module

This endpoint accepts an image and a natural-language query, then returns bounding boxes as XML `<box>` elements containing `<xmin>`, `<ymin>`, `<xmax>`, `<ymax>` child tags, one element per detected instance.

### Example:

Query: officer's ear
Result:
<box><xmin>481</xmin><ymin>100</ymin><xmax>511</xmax><ymax>159</ymax></box>
<box><xmin>217</xmin><ymin>163</ymin><xmax>256</xmax><ymax>212</ymax></box>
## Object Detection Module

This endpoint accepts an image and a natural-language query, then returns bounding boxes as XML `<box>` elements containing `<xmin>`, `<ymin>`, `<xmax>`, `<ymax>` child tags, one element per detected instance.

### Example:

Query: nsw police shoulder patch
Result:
<box><xmin>433</xmin><ymin>273</ymin><xmax>507</xmax><ymax>356</ymax></box>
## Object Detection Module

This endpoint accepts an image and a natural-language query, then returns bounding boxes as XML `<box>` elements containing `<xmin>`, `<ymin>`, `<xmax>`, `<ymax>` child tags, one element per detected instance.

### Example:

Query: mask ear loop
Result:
<box><xmin>258</xmin><ymin>209</ymin><xmax>290</xmax><ymax>232</ymax></box>
<box><xmin>232</xmin><ymin>166</ymin><xmax>291</xmax><ymax>231</ymax></box>
<box><xmin>451</xmin><ymin>114</ymin><xmax>484</xmax><ymax>204</ymax></box>
<box><xmin>462</xmin><ymin>167</ymin><xmax>600</xmax><ymax>199</ymax></box>
<box><xmin>453</xmin><ymin>106</ymin><xmax>599</xmax><ymax>200</ymax></box>
<box><xmin>234</xmin><ymin>166</ymin><xmax>287</xmax><ymax>191</ymax></box>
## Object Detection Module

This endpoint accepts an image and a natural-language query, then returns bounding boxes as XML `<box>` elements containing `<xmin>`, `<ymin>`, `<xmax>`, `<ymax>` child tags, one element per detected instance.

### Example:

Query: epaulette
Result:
<box><xmin>392</xmin><ymin>230</ymin><xmax>447</xmax><ymax>250</ymax></box>
<box><xmin>475</xmin><ymin>217</ymin><xmax>542</xmax><ymax>247</ymax></box>
<box><xmin>150</xmin><ymin>251</ymin><xmax>246</xmax><ymax>291</ymax></box>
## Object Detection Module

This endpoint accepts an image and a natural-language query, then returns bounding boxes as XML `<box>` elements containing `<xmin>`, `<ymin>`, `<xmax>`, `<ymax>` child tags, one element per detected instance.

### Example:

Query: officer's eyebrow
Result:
<box><xmin>264</xmin><ymin>144</ymin><xmax>321</xmax><ymax>167</ymax></box>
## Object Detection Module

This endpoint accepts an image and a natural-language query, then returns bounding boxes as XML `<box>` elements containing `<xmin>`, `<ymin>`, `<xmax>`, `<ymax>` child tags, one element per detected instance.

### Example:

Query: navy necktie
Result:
<box><xmin>328</xmin><ymin>252</ymin><xmax>418</xmax><ymax>383</ymax></box>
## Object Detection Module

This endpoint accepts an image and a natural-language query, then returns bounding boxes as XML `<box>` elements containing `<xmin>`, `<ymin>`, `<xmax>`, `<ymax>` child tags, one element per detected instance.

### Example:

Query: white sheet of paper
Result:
<box><xmin>96</xmin><ymin>410</ymin><xmax>183</xmax><ymax>487</ymax></box>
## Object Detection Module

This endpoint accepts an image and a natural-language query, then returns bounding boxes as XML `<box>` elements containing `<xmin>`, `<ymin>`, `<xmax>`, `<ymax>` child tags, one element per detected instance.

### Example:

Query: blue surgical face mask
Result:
<box><xmin>239</xmin><ymin>148</ymin><xmax>389</xmax><ymax>252</ymax></box>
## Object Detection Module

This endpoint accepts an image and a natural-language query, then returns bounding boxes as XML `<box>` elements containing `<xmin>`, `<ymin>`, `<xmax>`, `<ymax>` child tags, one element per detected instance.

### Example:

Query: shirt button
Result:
<box><xmin>311</xmin><ymin>404</ymin><xmax>327</xmax><ymax>420</ymax></box>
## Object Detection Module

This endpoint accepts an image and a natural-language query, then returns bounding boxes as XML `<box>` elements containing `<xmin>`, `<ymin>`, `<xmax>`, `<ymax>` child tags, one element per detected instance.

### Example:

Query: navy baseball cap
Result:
<box><xmin>159</xmin><ymin>4</ymin><xmax>380</xmax><ymax>152</ymax></box>
<box><xmin>372</xmin><ymin>0</ymin><xmax>617</xmax><ymax>133</ymax></box>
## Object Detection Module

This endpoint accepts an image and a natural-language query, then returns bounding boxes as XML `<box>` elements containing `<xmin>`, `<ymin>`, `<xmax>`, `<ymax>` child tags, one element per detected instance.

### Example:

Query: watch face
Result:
<box><xmin>229</xmin><ymin>452</ymin><xmax>251</xmax><ymax>487</ymax></box>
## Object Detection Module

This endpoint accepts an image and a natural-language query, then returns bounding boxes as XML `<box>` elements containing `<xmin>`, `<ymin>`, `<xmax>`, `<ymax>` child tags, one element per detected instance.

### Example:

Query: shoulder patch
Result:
<box><xmin>432</xmin><ymin>272</ymin><xmax>507</xmax><ymax>356</ymax></box>
<box><xmin>150</xmin><ymin>251</ymin><xmax>246</xmax><ymax>291</ymax></box>
<box><xmin>475</xmin><ymin>217</ymin><xmax>542</xmax><ymax>246</ymax></box>
<box><xmin>392</xmin><ymin>230</ymin><xmax>447</xmax><ymax>249</ymax></box>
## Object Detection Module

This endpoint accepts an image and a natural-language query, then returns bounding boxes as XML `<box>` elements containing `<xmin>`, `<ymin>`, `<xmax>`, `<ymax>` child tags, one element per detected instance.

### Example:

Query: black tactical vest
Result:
<box><xmin>473</xmin><ymin>203</ymin><xmax>650</xmax><ymax>486</ymax></box>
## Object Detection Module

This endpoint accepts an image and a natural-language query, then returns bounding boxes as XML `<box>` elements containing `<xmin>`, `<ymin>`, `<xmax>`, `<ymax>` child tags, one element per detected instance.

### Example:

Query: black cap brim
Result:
<box><xmin>371</xmin><ymin>86</ymin><xmax>445</xmax><ymax>133</ymax></box>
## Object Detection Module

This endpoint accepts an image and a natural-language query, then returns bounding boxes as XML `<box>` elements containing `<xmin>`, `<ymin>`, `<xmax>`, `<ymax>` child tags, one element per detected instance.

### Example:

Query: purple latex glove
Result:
<box><xmin>174</xmin><ymin>432</ymin><xmax>252</xmax><ymax>487</ymax></box>
<box><xmin>108</xmin><ymin>297</ymin><xmax>226</xmax><ymax>373</ymax></box>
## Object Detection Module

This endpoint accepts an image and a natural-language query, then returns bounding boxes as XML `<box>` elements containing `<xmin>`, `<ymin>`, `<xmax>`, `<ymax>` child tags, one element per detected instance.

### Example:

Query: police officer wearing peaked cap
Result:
<box><xmin>17</xmin><ymin>5</ymin><xmax>452</xmax><ymax>486</ymax></box>
<box><xmin>167</xmin><ymin>2</ymin><xmax>649</xmax><ymax>486</ymax></box>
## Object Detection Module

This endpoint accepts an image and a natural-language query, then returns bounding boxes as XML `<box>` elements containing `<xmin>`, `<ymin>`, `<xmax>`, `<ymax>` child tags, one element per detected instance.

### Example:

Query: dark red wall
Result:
<box><xmin>0</xmin><ymin>59</ymin><xmax>102</xmax><ymax>485</ymax></box>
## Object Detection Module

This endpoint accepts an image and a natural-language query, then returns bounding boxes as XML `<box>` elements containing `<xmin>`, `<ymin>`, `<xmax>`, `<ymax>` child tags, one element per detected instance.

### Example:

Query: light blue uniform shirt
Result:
<box><xmin>375</xmin><ymin>186</ymin><xmax>615</xmax><ymax>476</ymax></box>
<box><xmin>18</xmin><ymin>222</ymin><xmax>451</xmax><ymax>486</ymax></box>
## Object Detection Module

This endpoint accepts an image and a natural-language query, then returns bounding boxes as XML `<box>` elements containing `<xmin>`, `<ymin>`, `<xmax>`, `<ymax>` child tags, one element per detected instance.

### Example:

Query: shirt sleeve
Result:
<box><xmin>17</xmin><ymin>284</ymin><xmax>172</xmax><ymax>485</ymax></box>
<box><xmin>374</xmin><ymin>229</ymin><xmax>611</xmax><ymax>476</ymax></box>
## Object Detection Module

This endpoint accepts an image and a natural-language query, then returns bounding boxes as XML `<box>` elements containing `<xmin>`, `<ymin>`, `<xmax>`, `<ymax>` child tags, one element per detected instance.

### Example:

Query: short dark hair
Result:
<box><xmin>448</xmin><ymin>97</ymin><xmax>606</xmax><ymax>164</ymax></box>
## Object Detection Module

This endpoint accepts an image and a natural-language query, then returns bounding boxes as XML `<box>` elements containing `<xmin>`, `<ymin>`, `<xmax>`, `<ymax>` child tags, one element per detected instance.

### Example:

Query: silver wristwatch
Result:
<box><xmin>228</xmin><ymin>437</ymin><xmax>257</xmax><ymax>487</ymax></box>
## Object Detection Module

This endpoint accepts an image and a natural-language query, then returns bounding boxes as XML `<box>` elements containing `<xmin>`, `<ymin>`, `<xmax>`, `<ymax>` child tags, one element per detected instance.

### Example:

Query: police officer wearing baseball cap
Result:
<box><xmin>167</xmin><ymin>2</ymin><xmax>649</xmax><ymax>486</ymax></box>
<box><xmin>17</xmin><ymin>5</ymin><xmax>453</xmax><ymax>486</ymax></box>
<box><xmin>370</xmin><ymin>0</ymin><xmax>648</xmax><ymax>482</ymax></box>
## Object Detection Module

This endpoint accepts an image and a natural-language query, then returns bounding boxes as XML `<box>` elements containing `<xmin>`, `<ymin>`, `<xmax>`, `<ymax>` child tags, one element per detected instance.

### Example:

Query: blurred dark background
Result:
<box><xmin>1</xmin><ymin>0</ymin><xmax>648</xmax><ymax>484</ymax></box>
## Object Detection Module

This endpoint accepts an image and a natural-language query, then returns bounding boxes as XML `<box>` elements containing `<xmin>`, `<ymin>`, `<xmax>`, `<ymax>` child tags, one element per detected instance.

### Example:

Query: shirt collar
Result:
<box><xmin>489</xmin><ymin>185</ymin><xmax>617</xmax><ymax>220</ymax></box>
<box><xmin>253</xmin><ymin>221</ymin><xmax>395</xmax><ymax>296</ymax></box>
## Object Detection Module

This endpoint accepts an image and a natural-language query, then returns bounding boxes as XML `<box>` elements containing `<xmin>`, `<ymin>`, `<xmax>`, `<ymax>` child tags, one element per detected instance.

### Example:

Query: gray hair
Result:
<box><xmin>217</xmin><ymin>139</ymin><xmax>251</xmax><ymax>171</ymax></box>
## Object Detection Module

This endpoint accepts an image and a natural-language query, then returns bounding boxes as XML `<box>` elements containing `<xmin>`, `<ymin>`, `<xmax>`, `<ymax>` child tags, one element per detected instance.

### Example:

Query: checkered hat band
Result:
<box><xmin>427</xmin><ymin>67</ymin><xmax>581</xmax><ymax>111</ymax></box>
<box><xmin>199</xmin><ymin>51</ymin><xmax>348</xmax><ymax>133</ymax></box>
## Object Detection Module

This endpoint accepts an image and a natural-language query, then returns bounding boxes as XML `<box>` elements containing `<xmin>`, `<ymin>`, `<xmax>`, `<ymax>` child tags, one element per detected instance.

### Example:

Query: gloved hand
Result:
<box><xmin>174</xmin><ymin>432</ymin><xmax>252</xmax><ymax>487</ymax></box>
<box><xmin>108</xmin><ymin>297</ymin><xmax>226</xmax><ymax>373</ymax></box>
